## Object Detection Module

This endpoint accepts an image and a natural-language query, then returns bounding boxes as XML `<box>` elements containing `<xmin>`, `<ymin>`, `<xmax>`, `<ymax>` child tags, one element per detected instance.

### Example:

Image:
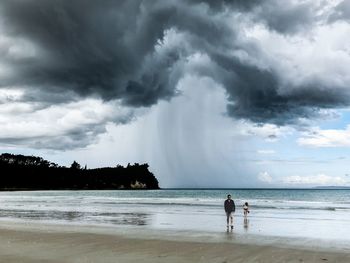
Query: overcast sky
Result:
<box><xmin>1</xmin><ymin>0</ymin><xmax>350</xmax><ymax>187</ymax></box>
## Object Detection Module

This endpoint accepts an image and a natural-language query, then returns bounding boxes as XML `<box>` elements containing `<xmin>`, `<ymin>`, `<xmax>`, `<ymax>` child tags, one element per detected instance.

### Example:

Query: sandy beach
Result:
<box><xmin>0</xmin><ymin>222</ymin><xmax>348</xmax><ymax>263</ymax></box>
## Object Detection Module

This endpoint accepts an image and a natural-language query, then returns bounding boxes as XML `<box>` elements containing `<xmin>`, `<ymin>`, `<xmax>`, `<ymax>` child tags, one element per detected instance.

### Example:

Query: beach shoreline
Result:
<box><xmin>0</xmin><ymin>221</ymin><xmax>349</xmax><ymax>263</ymax></box>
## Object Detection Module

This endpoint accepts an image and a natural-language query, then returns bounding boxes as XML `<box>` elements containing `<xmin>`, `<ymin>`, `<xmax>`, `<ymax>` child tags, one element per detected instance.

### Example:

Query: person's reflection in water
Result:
<box><xmin>225</xmin><ymin>227</ymin><xmax>234</xmax><ymax>241</ymax></box>
<box><xmin>244</xmin><ymin>217</ymin><xmax>249</xmax><ymax>232</ymax></box>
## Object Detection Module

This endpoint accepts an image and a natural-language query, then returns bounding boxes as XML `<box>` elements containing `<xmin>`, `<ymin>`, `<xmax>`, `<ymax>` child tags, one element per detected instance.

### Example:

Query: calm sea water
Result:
<box><xmin>1</xmin><ymin>189</ymin><xmax>350</xmax><ymax>246</ymax></box>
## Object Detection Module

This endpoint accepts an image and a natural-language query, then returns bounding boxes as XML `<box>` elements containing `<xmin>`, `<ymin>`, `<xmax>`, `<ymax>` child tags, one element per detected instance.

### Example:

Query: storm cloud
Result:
<box><xmin>1</xmin><ymin>0</ymin><xmax>350</xmax><ymax>148</ymax></box>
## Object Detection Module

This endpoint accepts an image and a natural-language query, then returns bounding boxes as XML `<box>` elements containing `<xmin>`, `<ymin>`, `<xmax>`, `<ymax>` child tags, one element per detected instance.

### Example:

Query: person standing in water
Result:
<box><xmin>224</xmin><ymin>194</ymin><xmax>235</xmax><ymax>230</ymax></box>
<box><xmin>243</xmin><ymin>202</ymin><xmax>250</xmax><ymax>217</ymax></box>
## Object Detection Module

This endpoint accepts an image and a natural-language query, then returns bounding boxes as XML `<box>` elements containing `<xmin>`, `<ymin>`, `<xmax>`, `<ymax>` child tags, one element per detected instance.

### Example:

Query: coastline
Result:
<box><xmin>0</xmin><ymin>221</ymin><xmax>349</xmax><ymax>263</ymax></box>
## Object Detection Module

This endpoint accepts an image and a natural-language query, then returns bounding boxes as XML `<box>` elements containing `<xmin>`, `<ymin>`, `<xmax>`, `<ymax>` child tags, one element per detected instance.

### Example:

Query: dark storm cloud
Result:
<box><xmin>329</xmin><ymin>0</ymin><xmax>350</xmax><ymax>22</ymax></box>
<box><xmin>0</xmin><ymin>0</ymin><xmax>253</xmax><ymax>107</ymax></box>
<box><xmin>250</xmin><ymin>0</ymin><xmax>317</xmax><ymax>34</ymax></box>
<box><xmin>0</xmin><ymin>0</ymin><xmax>349</xmax><ymax>131</ymax></box>
<box><xmin>0</xmin><ymin>0</ymin><xmax>177</xmax><ymax>106</ymax></box>
<box><xmin>222</xmin><ymin>61</ymin><xmax>350</xmax><ymax>125</ymax></box>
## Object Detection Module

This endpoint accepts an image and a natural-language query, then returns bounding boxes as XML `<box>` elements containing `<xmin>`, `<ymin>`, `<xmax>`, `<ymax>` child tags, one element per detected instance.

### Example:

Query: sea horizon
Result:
<box><xmin>159</xmin><ymin>187</ymin><xmax>350</xmax><ymax>193</ymax></box>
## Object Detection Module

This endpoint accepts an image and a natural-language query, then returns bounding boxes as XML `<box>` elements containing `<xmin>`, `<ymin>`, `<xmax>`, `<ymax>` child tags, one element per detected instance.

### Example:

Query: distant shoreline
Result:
<box><xmin>161</xmin><ymin>187</ymin><xmax>350</xmax><ymax>190</ymax></box>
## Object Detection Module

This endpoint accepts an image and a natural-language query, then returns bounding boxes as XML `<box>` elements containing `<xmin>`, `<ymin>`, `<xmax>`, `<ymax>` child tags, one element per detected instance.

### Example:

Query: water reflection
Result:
<box><xmin>107</xmin><ymin>213</ymin><xmax>149</xmax><ymax>226</ymax></box>
<box><xmin>0</xmin><ymin>209</ymin><xmax>150</xmax><ymax>226</ymax></box>
<box><xmin>0</xmin><ymin>209</ymin><xmax>85</xmax><ymax>221</ymax></box>
<box><xmin>244</xmin><ymin>217</ymin><xmax>249</xmax><ymax>232</ymax></box>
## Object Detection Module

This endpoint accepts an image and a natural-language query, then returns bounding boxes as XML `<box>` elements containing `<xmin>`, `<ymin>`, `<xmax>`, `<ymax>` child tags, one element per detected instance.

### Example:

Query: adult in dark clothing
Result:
<box><xmin>224</xmin><ymin>194</ymin><xmax>236</xmax><ymax>230</ymax></box>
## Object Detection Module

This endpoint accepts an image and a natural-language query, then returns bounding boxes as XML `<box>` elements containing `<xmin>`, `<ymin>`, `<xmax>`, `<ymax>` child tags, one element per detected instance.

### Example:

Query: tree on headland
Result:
<box><xmin>70</xmin><ymin>161</ymin><xmax>81</xmax><ymax>170</ymax></box>
<box><xmin>0</xmin><ymin>153</ymin><xmax>58</xmax><ymax>168</ymax></box>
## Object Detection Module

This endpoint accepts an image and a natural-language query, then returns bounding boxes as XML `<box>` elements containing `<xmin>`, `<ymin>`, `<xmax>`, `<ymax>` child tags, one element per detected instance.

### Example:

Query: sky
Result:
<box><xmin>1</xmin><ymin>0</ymin><xmax>350</xmax><ymax>187</ymax></box>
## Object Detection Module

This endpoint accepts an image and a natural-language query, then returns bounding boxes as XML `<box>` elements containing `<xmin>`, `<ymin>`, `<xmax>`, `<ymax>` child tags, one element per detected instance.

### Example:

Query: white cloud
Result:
<box><xmin>257</xmin><ymin>149</ymin><xmax>276</xmax><ymax>154</ymax></box>
<box><xmin>240</xmin><ymin>123</ymin><xmax>293</xmax><ymax>142</ymax></box>
<box><xmin>258</xmin><ymin>171</ymin><xmax>273</xmax><ymax>183</ymax></box>
<box><xmin>283</xmin><ymin>174</ymin><xmax>348</xmax><ymax>186</ymax></box>
<box><xmin>0</xmin><ymin>88</ymin><xmax>24</xmax><ymax>103</ymax></box>
<box><xmin>298</xmin><ymin>125</ymin><xmax>350</xmax><ymax>147</ymax></box>
<box><xmin>244</xmin><ymin>16</ymin><xmax>350</xmax><ymax>94</ymax></box>
<box><xmin>0</xmin><ymin>93</ymin><xmax>136</xmax><ymax>149</ymax></box>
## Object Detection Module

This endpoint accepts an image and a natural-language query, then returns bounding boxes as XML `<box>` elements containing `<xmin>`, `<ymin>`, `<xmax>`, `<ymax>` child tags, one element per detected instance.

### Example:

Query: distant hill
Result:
<box><xmin>313</xmin><ymin>186</ymin><xmax>350</xmax><ymax>189</ymax></box>
<box><xmin>0</xmin><ymin>153</ymin><xmax>159</xmax><ymax>190</ymax></box>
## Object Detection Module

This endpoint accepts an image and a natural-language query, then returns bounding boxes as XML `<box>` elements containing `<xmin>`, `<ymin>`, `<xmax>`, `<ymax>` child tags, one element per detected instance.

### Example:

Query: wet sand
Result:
<box><xmin>0</xmin><ymin>222</ymin><xmax>349</xmax><ymax>263</ymax></box>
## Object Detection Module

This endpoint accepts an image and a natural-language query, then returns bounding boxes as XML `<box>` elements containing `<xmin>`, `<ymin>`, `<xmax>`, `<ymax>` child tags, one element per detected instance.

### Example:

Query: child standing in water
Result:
<box><xmin>243</xmin><ymin>202</ymin><xmax>249</xmax><ymax>217</ymax></box>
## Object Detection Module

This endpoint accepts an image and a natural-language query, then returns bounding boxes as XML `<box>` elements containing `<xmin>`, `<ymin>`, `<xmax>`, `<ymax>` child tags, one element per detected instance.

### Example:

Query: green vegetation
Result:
<box><xmin>0</xmin><ymin>153</ymin><xmax>159</xmax><ymax>190</ymax></box>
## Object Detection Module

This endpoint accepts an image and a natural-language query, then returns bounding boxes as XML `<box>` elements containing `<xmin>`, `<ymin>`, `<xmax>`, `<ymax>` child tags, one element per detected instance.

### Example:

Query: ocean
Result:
<box><xmin>1</xmin><ymin>189</ymin><xmax>350</xmax><ymax>248</ymax></box>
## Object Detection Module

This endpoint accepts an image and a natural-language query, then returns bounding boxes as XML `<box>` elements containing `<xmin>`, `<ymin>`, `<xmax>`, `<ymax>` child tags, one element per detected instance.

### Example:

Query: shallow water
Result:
<box><xmin>0</xmin><ymin>189</ymin><xmax>350</xmax><ymax>247</ymax></box>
